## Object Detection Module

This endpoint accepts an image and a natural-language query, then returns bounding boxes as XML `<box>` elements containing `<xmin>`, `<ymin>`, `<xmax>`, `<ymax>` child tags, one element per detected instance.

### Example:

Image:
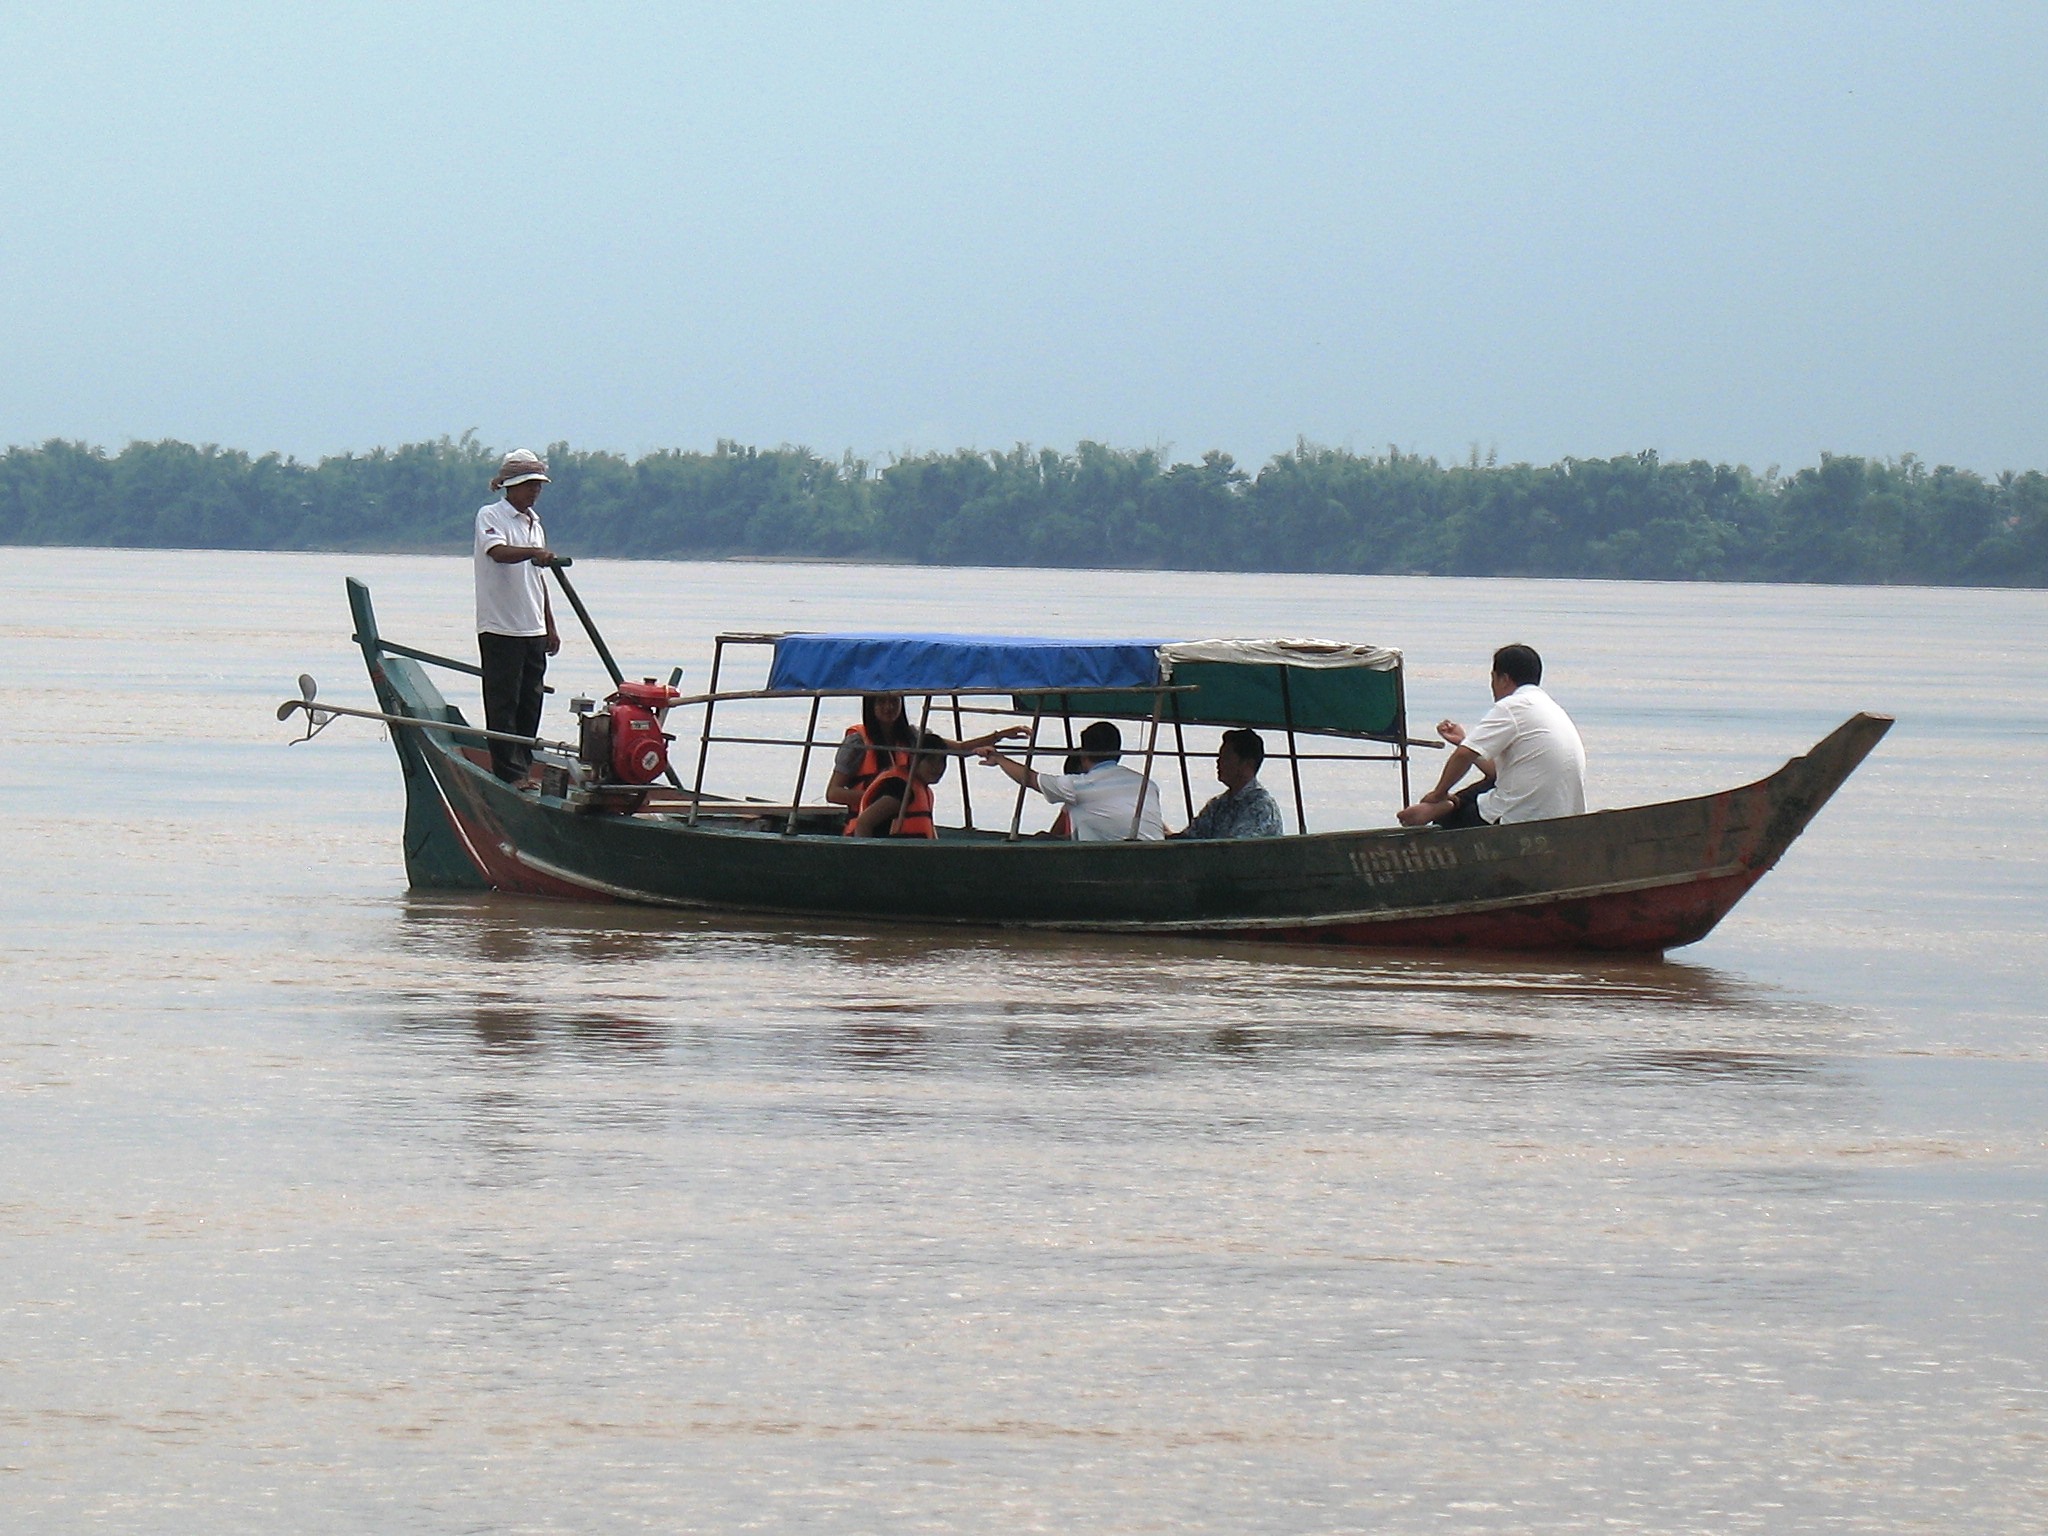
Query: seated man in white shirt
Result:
<box><xmin>1397</xmin><ymin>644</ymin><xmax>1586</xmax><ymax>829</ymax></box>
<box><xmin>977</xmin><ymin>720</ymin><xmax>1166</xmax><ymax>841</ymax></box>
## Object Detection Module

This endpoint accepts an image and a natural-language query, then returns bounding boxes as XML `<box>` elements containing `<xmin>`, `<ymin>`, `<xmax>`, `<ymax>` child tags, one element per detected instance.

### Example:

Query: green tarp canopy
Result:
<box><xmin>1014</xmin><ymin>638</ymin><xmax>1405</xmax><ymax>741</ymax></box>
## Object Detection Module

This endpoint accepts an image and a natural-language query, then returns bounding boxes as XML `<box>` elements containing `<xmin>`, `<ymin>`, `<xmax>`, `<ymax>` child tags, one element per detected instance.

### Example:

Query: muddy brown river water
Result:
<box><xmin>3</xmin><ymin>548</ymin><xmax>2043</xmax><ymax>1532</ymax></box>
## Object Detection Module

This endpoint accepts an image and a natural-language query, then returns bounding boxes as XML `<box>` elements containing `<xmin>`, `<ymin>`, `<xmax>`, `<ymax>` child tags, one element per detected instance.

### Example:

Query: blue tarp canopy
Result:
<box><xmin>766</xmin><ymin>633</ymin><xmax>1165</xmax><ymax>695</ymax></box>
<box><xmin>763</xmin><ymin>632</ymin><xmax>1408</xmax><ymax>739</ymax></box>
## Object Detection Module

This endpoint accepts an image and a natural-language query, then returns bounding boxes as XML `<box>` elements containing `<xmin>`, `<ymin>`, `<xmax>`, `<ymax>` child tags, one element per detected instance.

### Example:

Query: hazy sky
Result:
<box><xmin>5</xmin><ymin>2</ymin><xmax>2043</xmax><ymax>471</ymax></box>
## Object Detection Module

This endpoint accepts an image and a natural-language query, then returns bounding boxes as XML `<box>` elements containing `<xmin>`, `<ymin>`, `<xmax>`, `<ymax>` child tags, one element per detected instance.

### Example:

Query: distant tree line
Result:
<box><xmin>3</xmin><ymin>432</ymin><xmax>2044</xmax><ymax>586</ymax></box>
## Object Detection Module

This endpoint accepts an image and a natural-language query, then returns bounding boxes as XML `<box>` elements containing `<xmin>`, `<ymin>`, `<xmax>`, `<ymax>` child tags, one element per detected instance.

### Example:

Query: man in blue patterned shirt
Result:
<box><xmin>1174</xmin><ymin>729</ymin><xmax>1285</xmax><ymax>839</ymax></box>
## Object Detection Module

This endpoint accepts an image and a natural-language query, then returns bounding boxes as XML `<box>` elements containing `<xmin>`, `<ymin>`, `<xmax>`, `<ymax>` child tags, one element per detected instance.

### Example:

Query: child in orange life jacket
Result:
<box><xmin>845</xmin><ymin>731</ymin><xmax>949</xmax><ymax>838</ymax></box>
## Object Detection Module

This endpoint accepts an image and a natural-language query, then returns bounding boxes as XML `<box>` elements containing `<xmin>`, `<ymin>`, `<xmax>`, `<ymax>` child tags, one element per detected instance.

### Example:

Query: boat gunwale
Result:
<box><xmin>505</xmin><ymin>841</ymin><xmax>1757</xmax><ymax>929</ymax></box>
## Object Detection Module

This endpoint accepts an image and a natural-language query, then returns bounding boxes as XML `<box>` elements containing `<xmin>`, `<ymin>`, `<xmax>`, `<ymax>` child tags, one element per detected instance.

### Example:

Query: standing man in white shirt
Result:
<box><xmin>1397</xmin><ymin>644</ymin><xmax>1586</xmax><ymax>828</ymax></box>
<box><xmin>474</xmin><ymin>448</ymin><xmax>562</xmax><ymax>785</ymax></box>
<box><xmin>977</xmin><ymin>720</ymin><xmax>1166</xmax><ymax>841</ymax></box>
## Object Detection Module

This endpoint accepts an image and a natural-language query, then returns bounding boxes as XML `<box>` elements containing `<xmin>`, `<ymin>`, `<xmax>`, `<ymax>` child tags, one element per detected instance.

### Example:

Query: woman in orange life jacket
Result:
<box><xmin>825</xmin><ymin>693</ymin><xmax>1027</xmax><ymax>830</ymax></box>
<box><xmin>845</xmin><ymin>731</ymin><xmax>949</xmax><ymax>838</ymax></box>
<box><xmin>826</xmin><ymin>693</ymin><xmax>917</xmax><ymax>816</ymax></box>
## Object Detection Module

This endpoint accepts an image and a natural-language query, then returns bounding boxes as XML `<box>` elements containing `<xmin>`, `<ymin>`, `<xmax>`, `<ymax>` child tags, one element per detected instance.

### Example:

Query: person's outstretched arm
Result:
<box><xmin>487</xmin><ymin>543</ymin><xmax>557</xmax><ymax>566</ymax></box>
<box><xmin>946</xmin><ymin>725</ymin><xmax>1029</xmax><ymax>752</ymax></box>
<box><xmin>977</xmin><ymin>746</ymin><xmax>1039</xmax><ymax>791</ymax></box>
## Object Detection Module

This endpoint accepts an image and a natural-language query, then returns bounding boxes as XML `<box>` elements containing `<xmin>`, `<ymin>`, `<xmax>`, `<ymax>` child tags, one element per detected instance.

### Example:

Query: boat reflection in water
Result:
<box><xmin>375</xmin><ymin>889</ymin><xmax>1837</xmax><ymax>1093</ymax></box>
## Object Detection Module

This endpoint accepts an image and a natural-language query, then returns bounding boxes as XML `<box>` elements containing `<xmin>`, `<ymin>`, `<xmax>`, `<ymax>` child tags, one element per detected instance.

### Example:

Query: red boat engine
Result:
<box><xmin>579</xmin><ymin>678</ymin><xmax>683</xmax><ymax>784</ymax></box>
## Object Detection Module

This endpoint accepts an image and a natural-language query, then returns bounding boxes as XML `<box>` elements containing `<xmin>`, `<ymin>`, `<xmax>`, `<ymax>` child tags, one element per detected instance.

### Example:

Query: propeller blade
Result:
<box><xmin>276</xmin><ymin>699</ymin><xmax>304</xmax><ymax>722</ymax></box>
<box><xmin>299</xmin><ymin>673</ymin><xmax>318</xmax><ymax>702</ymax></box>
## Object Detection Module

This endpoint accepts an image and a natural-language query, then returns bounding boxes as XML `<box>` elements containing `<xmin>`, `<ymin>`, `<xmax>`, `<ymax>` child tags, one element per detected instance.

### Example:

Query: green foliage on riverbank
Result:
<box><xmin>4</xmin><ymin>433</ymin><xmax>2045</xmax><ymax>585</ymax></box>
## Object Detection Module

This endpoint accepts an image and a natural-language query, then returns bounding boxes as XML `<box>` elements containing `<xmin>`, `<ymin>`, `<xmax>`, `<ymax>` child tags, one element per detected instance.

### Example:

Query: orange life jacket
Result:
<box><xmin>851</xmin><ymin>725</ymin><xmax>918</xmax><ymax>784</ymax></box>
<box><xmin>844</xmin><ymin>771</ymin><xmax>936</xmax><ymax>838</ymax></box>
<box><xmin>842</xmin><ymin>724</ymin><xmax>913</xmax><ymax>830</ymax></box>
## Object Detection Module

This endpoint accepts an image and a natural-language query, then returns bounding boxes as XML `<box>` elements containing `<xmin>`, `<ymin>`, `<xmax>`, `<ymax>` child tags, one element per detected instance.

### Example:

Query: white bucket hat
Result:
<box><xmin>491</xmin><ymin>448</ymin><xmax>551</xmax><ymax>490</ymax></box>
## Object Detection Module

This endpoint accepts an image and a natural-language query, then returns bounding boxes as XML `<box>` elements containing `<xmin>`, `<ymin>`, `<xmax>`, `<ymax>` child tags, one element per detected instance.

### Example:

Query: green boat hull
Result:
<box><xmin>347</xmin><ymin>579</ymin><xmax>1889</xmax><ymax>953</ymax></box>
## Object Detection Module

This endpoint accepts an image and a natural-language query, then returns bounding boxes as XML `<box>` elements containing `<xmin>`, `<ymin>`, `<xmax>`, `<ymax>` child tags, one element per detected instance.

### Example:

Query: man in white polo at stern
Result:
<box><xmin>1397</xmin><ymin>643</ymin><xmax>1585</xmax><ymax>829</ymax></box>
<box><xmin>474</xmin><ymin>448</ymin><xmax>562</xmax><ymax>785</ymax></box>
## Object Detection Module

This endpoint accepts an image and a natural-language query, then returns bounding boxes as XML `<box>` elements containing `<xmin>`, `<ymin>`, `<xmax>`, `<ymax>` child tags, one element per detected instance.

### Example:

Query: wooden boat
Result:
<box><xmin>316</xmin><ymin>578</ymin><xmax>1890</xmax><ymax>954</ymax></box>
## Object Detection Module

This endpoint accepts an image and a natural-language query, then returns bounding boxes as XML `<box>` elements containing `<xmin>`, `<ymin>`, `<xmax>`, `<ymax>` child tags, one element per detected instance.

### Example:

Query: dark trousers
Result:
<box><xmin>478</xmin><ymin>632</ymin><xmax>549</xmax><ymax>781</ymax></box>
<box><xmin>1430</xmin><ymin>777</ymin><xmax>1496</xmax><ymax>829</ymax></box>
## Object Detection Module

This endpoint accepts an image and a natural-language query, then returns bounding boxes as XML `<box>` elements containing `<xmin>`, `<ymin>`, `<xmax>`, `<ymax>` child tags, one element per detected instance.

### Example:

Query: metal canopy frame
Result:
<box><xmin>679</xmin><ymin>632</ymin><xmax>1429</xmax><ymax>840</ymax></box>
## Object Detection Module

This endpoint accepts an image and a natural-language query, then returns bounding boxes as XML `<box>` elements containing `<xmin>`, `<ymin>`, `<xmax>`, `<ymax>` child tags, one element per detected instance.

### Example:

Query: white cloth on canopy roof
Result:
<box><xmin>1158</xmin><ymin>638</ymin><xmax>1400</xmax><ymax>676</ymax></box>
